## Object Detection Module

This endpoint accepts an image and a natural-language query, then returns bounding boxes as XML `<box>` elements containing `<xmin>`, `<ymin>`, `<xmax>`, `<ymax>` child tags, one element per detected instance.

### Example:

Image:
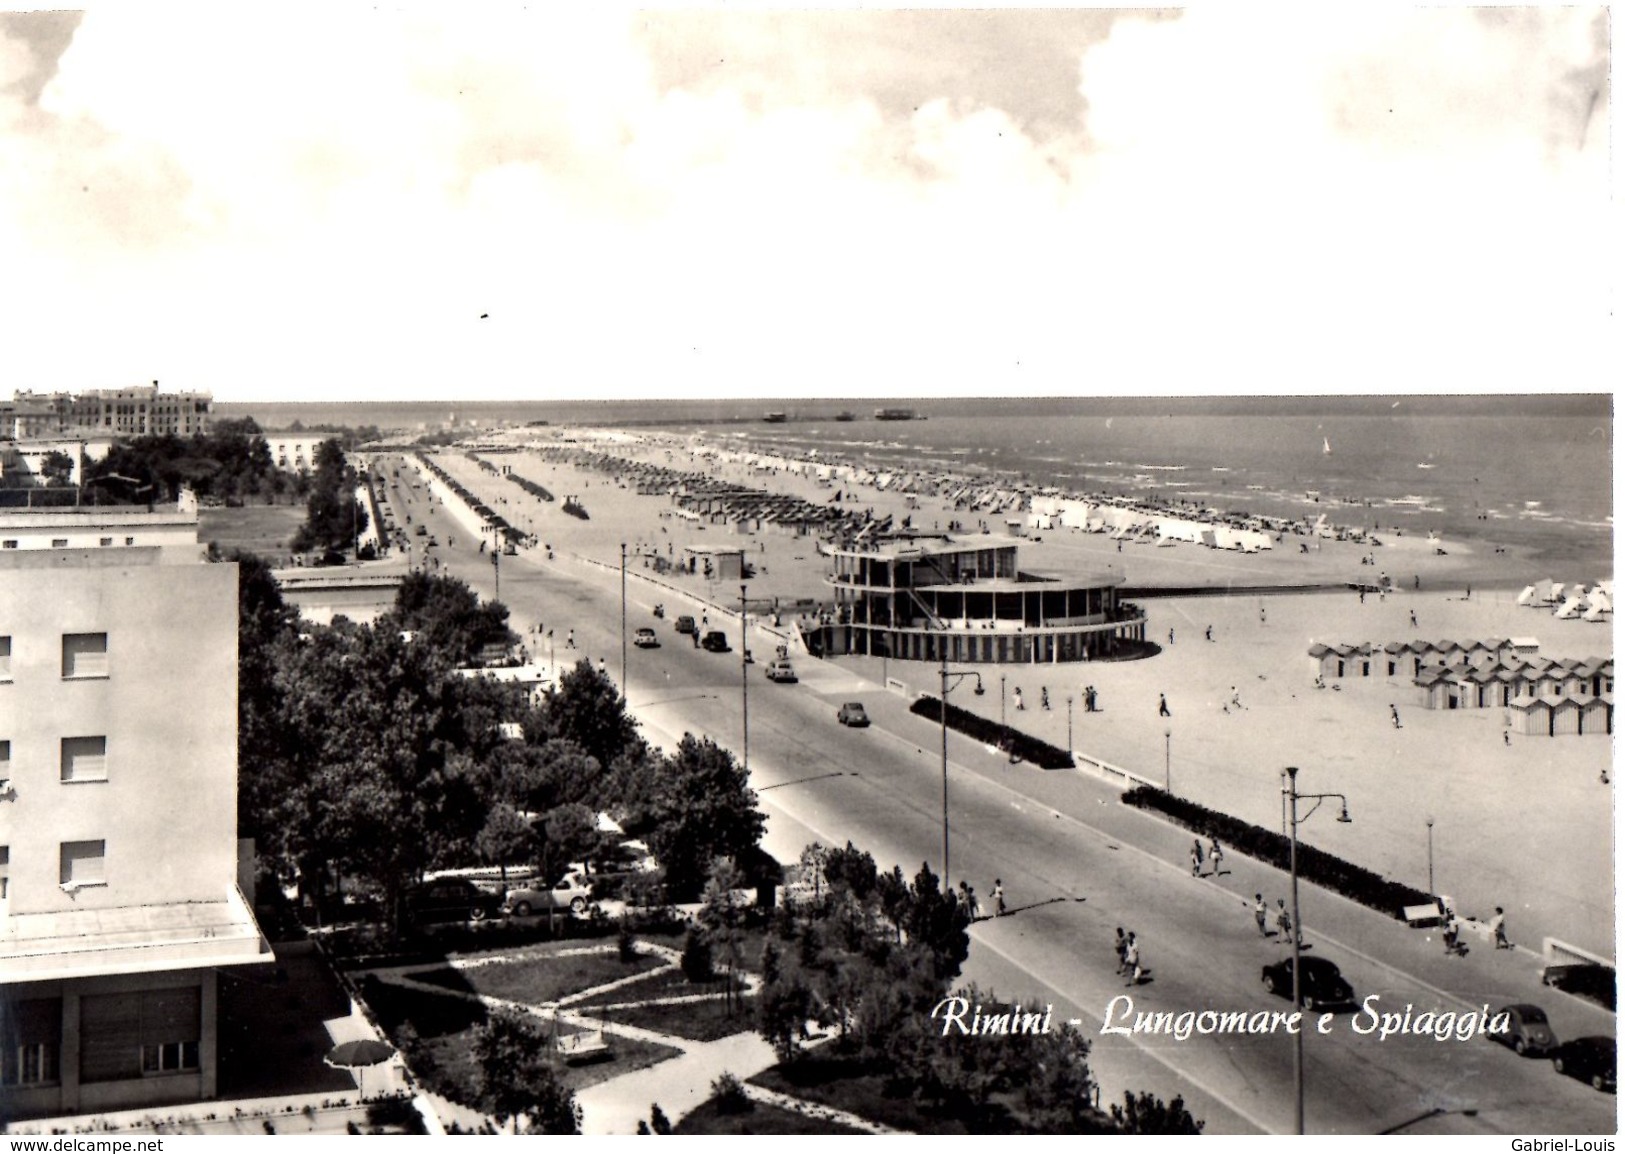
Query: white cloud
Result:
<box><xmin>0</xmin><ymin>6</ymin><xmax>1609</xmax><ymax>400</ymax></box>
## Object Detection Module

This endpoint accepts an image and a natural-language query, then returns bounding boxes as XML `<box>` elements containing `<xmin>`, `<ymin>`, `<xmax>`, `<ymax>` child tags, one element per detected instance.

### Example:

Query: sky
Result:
<box><xmin>0</xmin><ymin>5</ymin><xmax>1613</xmax><ymax>403</ymax></box>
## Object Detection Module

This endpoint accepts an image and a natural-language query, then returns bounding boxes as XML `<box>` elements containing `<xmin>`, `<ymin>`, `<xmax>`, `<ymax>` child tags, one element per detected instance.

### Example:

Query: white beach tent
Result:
<box><xmin>1516</xmin><ymin>585</ymin><xmax>1537</xmax><ymax>606</ymax></box>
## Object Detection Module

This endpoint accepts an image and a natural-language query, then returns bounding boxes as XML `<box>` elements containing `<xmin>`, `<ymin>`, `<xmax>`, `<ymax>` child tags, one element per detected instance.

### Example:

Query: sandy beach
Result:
<box><xmin>430</xmin><ymin>431</ymin><xmax>1614</xmax><ymax>962</ymax></box>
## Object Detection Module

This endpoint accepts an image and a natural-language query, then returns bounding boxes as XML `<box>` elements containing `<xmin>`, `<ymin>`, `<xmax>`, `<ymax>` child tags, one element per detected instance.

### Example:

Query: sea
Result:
<box><xmin>218</xmin><ymin>395</ymin><xmax>1614</xmax><ymax>576</ymax></box>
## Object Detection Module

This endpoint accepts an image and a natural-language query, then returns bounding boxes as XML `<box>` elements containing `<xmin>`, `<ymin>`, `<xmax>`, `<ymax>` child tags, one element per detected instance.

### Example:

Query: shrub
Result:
<box><xmin>911</xmin><ymin>695</ymin><xmax>1075</xmax><ymax>770</ymax></box>
<box><xmin>710</xmin><ymin>1072</ymin><xmax>752</xmax><ymax>1115</ymax></box>
<box><xmin>1120</xmin><ymin>786</ymin><xmax>1434</xmax><ymax>919</ymax></box>
<box><xmin>681</xmin><ymin>926</ymin><xmax>714</xmax><ymax>982</ymax></box>
<box><xmin>617</xmin><ymin>919</ymin><xmax>638</xmax><ymax>963</ymax></box>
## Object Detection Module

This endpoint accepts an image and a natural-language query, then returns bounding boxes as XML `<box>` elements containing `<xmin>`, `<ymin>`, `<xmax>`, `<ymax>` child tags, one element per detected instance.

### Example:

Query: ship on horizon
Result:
<box><xmin>763</xmin><ymin>411</ymin><xmax>788</xmax><ymax>423</ymax></box>
<box><xmin>874</xmin><ymin>407</ymin><xmax>920</xmax><ymax>421</ymax></box>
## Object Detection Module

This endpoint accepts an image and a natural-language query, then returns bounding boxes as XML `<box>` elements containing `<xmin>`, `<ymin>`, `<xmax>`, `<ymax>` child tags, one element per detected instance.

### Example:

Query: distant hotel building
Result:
<box><xmin>263</xmin><ymin>432</ymin><xmax>331</xmax><ymax>473</ymax></box>
<box><xmin>3</xmin><ymin>384</ymin><xmax>212</xmax><ymax>441</ymax></box>
<box><xmin>817</xmin><ymin>533</ymin><xmax>1145</xmax><ymax>664</ymax></box>
<box><xmin>0</xmin><ymin>505</ymin><xmax>268</xmax><ymax>1121</ymax></box>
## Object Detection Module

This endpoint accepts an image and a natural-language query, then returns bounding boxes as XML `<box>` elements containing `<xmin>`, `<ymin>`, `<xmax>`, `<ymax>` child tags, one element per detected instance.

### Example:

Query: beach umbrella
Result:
<box><xmin>325</xmin><ymin>1038</ymin><xmax>395</xmax><ymax>1100</ymax></box>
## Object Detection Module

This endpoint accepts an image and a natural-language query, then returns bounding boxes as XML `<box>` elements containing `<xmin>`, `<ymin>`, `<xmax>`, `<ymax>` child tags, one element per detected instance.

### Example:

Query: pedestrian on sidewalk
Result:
<box><xmin>1114</xmin><ymin>927</ymin><xmax>1129</xmax><ymax>975</ymax></box>
<box><xmin>1168</xmin><ymin>628</ymin><xmax>1175</xmax><ymax>646</ymax></box>
<box><xmin>1190</xmin><ymin>839</ymin><xmax>1204</xmax><ymax>877</ymax></box>
<box><xmin>992</xmin><ymin>879</ymin><xmax>1006</xmax><ymax>917</ymax></box>
<box><xmin>567</xmin><ymin>629</ymin><xmax>576</xmax><ymax>649</ymax></box>
<box><xmin>1124</xmin><ymin>933</ymin><xmax>1143</xmax><ymax>987</ymax></box>
<box><xmin>1159</xmin><ymin>694</ymin><xmax>1171</xmax><ymax>718</ymax></box>
<box><xmin>1490</xmin><ymin>906</ymin><xmax>1509</xmax><ymax>949</ymax></box>
<box><xmin>1041</xmin><ymin>687</ymin><xmax>1050</xmax><ymax>710</ymax></box>
<box><xmin>1205</xmin><ymin>625</ymin><xmax>1214</xmax><ymax>642</ymax></box>
<box><xmin>1209</xmin><ymin>839</ymin><xmax>1225</xmax><ymax>876</ymax></box>
<box><xmin>1276</xmin><ymin>899</ymin><xmax>1295</xmax><ymax>945</ymax></box>
<box><xmin>1410</xmin><ymin>610</ymin><xmax>1419</xmax><ymax>629</ymax></box>
<box><xmin>1013</xmin><ymin>687</ymin><xmax>1025</xmax><ymax>711</ymax></box>
<box><xmin>1390</xmin><ymin>703</ymin><xmax>1402</xmax><ymax>729</ymax></box>
<box><xmin>1253</xmin><ymin>894</ymin><xmax>1268</xmax><ymax>936</ymax></box>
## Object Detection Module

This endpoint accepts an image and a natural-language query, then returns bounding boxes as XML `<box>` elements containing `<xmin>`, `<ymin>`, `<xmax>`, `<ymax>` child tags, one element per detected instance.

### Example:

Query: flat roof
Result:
<box><xmin>824</xmin><ymin>533</ymin><xmax>1025</xmax><ymax>560</ymax></box>
<box><xmin>0</xmin><ymin>887</ymin><xmax>269</xmax><ymax>984</ymax></box>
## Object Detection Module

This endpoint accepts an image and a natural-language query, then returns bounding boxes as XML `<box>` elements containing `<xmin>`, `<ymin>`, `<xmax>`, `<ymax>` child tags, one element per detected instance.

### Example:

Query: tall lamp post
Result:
<box><xmin>1425</xmin><ymin>817</ymin><xmax>1435</xmax><ymax>896</ymax></box>
<box><xmin>1283</xmin><ymin>765</ymin><xmax>1352</xmax><ymax>1135</ymax></box>
<box><xmin>937</xmin><ymin>652</ymin><xmax>985</xmax><ymax>883</ymax></box>
<box><xmin>1000</xmin><ymin>674</ymin><xmax>1007</xmax><ymax>729</ymax></box>
<box><xmin>1067</xmin><ymin>695</ymin><xmax>1074</xmax><ymax>753</ymax></box>
<box><xmin>620</xmin><ymin>542</ymin><xmax>628</xmax><ymax>695</ymax></box>
<box><xmin>1163</xmin><ymin>728</ymin><xmax>1171</xmax><ymax>792</ymax></box>
<box><xmin>741</xmin><ymin>583</ymin><xmax>750</xmax><ymax>775</ymax></box>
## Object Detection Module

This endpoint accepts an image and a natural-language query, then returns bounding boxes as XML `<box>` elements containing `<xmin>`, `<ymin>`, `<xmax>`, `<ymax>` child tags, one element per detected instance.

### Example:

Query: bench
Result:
<box><xmin>1402</xmin><ymin>902</ymin><xmax>1444</xmax><ymax>927</ymax></box>
<box><xmin>556</xmin><ymin>1032</ymin><xmax>609</xmax><ymax>1062</ymax></box>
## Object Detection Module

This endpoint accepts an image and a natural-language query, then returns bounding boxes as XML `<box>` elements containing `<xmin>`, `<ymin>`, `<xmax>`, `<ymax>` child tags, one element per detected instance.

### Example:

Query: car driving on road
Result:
<box><xmin>1486</xmin><ymin>1004</ymin><xmax>1559</xmax><ymax>1057</ymax></box>
<box><xmin>1261</xmin><ymin>955</ymin><xmax>1354</xmax><ymax>1011</ymax></box>
<box><xmin>765</xmin><ymin>659</ymin><xmax>797</xmax><ymax>682</ymax></box>
<box><xmin>675</xmin><ymin>615</ymin><xmax>697</xmax><ymax>635</ymax></box>
<box><xmin>701</xmin><ymin>631</ymin><xmax>730</xmax><ymax>652</ymax></box>
<box><xmin>837</xmin><ymin>702</ymin><xmax>870</xmax><ymax>727</ymax></box>
<box><xmin>633</xmin><ymin>627</ymin><xmax>660</xmax><ymax>648</ymax></box>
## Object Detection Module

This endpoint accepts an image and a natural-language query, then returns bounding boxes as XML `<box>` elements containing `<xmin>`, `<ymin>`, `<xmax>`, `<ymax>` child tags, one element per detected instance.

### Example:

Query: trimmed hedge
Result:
<box><xmin>911</xmin><ymin>695</ymin><xmax>1075</xmax><ymax>770</ymax></box>
<box><xmin>1120</xmin><ymin>786</ymin><xmax>1435</xmax><ymax>921</ymax></box>
<box><xmin>563</xmin><ymin>497</ymin><xmax>590</xmax><ymax>521</ymax></box>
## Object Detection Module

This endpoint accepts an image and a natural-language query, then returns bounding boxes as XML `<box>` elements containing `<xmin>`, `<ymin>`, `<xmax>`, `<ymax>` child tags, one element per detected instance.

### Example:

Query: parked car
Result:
<box><xmin>837</xmin><ymin>702</ymin><xmax>870</xmax><ymax>727</ymax></box>
<box><xmin>675</xmin><ymin>615</ymin><xmax>697</xmax><ymax>635</ymax></box>
<box><xmin>633</xmin><ymin>627</ymin><xmax>660</xmax><ymax>648</ymax></box>
<box><xmin>404</xmin><ymin>878</ymin><xmax>505</xmax><ymax>925</ymax></box>
<box><xmin>765</xmin><ymin>659</ymin><xmax>797</xmax><ymax>682</ymax></box>
<box><xmin>1552</xmin><ymin>1036</ymin><xmax>1616</xmax><ymax>1092</ymax></box>
<box><xmin>1261</xmin><ymin>955</ymin><xmax>1354</xmax><ymax>1010</ymax></box>
<box><xmin>504</xmin><ymin>874</ymin><xmax>593</xmax><ymax>917</ymax></box>
<box><xmin>701</xmin><ymin>631</ymin><xmax>730</xmax><ymax>652</ymax></box>
<box><xmin>1486</xmin><ymin>1004</ymin><xmax>1559</xmax><ymax>1057</ymax></box>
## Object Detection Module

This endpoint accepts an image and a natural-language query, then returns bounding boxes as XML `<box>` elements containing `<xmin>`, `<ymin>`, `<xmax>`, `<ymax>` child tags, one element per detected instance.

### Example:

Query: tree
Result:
<box><xmin>638</xmin><ymin>734</ymin><xmax>766</xmax><ymax>900</ymax></box>
<box><xmin>539</xmin><ymin>660</ymin><xmax>641</xmax><ymax>775</ymax></box>
<box><xmin>38</xmin><ymin>450</ymin><xmax>74</xmax><ymax>487</ymax></box>
<box><xmin>386</xmin><ymin>571</ymin><xmax>515</xmax><ymax>667</ymax></box>
<box><xmin>471</xmin><ymin>1011</ymin><xmax>581</xmax><ymax>1134</ymax></box>
<box><xmin>291</xmin><ymin>438</ymin><xmax>368</xmax><ymax>553</ymax></box>
<box><xmin>475</xmin><ymin>803</ymin><xmax>535</xmax><ymax>889</ymax></box>
<box><xmin>1110</xmin><ymin>1091</ymin><xmax>1204</xmax><ymax>1135</ymax></box>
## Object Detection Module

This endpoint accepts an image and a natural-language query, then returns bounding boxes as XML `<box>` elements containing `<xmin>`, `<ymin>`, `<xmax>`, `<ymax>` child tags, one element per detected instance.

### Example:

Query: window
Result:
<box><xmin>60</xmin><ymin>839</ymin><xmax>106</xmax><ymax>887</ymax></box>
<box><xmin>81</xmin><ymin>989</ymin><xmax>198</xmax><ymax>1082</ymax></box>
<box><xmin>1</xmin><ymin>845</ymin><xmax>9</xmax><ymax>902</ymax></box>
<box><xmin>0</xmin><ymin>636</ymin><xmax>10</xmax><ymax>681</ymax></box>
<box><xmin>124</xmin><ymin>536</ymin><xmax>135</xmax><ymax>546</ymax></box>
<box><xmin>51</xmin><ymin>539</ymin><xmax>68</xmax><ymax>549</ymax></box>
<box><xmin>1</xmin><ymin>998</ymin><xmax>61</xmax><ymax>1087</ymax></box>
<box><xmin>62</xmin><ymin>632</ymin><xmax>108</xmax><ymax>678</ymax></box>
<box><xmin>0</xmin><ymin>740</ymin><xmax>9</xmax><ymax>781</ymax></box>
<box><xmin>1</xmin><ymin>540</ymin><xmax>15</xmax><ymax>549</ymax></box>
<box><xmin>99</xmin><ymin>537</ymin><xmax>113</xmax><ymax>547</ymax></box>
<box><xmin>61</xmin><ymin>736</ymin><xmax>108</xmax><ymax>782</ymax></box>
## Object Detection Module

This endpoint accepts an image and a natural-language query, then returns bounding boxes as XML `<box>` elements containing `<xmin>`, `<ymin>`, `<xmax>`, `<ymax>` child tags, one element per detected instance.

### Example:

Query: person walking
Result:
<box><xmin>1159</xmin><ymin>693</ymin><xmax>1171</xmax><ymax>718</ymax></box>
<box><xmin>1390</xmin><ymin>703</ymin><xmax>1402</xmax><ymax>729</ymax></box>
<box><xmin>1209</xmin><ymin>839</ymin><xmax>1225</xmax><ymax>876</ymax></box>
<box><xmin>1489</xmin><ymin>906</ymin><xmax>1509</xmax><ymax>949</ymax></box>
<box><xmin>1205</xmin><ymin>625</ymin><xmax>1214</xmax><ymax>642</ymax></box>
<box><xmin>1013</xmin><ymin>687</ymin><xmax>1025</xmax><ymax>712</ymax></box>
<box><xmin>1041</xmin><ymin>686</ymin><xmax>1050</xmax><ymax>710</ymax></box>
<box><xmin>1114</xmin><ymin>927</ymin><xmax>1129</xmax><ymax>975</ymax></box>
<box><xmin>1124</xmin><ymin>933</ymin><xmax>1143</xmax><ymax>987</ymax></box>
<box><xmin>1190</xmin><ymin>839</ymin><xmax>1204</xmax><ymax>877</ymax></box>
<box><xmin>1276</xmin><ymin>899</ymin><xmax>1295</xmax><ymax>945</ymax></box>
<box><xmin>566</xmin><ymin>629</ymin><xmax>576</xmax><ymax>649</ymax></box>
<box><xmin>1253</xmin><ymin>894</ymin><xmax>1269</xmax><ymax>936</ymax></box>
<box><xmin>992</xmin><ymin>879</ymin><xmax>1007</xmax><ymax>917</ymax></box>
<box><xmin>1409</xmin><ymin>609</ymin><xmax>1419</xmax><ymax>629</ymax></box>
<box><xmin>1168</xmin><ymin>628</ymin><xmax>1175</xmax><ymax>646</ymax></box>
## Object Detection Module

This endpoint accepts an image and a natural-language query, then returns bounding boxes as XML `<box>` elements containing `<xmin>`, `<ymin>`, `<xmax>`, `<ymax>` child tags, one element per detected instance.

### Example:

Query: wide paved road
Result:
<box><xmin>373</xmin><ymin>454</ymin><xmax>1618</xmax><ymax>1136</ymax></box>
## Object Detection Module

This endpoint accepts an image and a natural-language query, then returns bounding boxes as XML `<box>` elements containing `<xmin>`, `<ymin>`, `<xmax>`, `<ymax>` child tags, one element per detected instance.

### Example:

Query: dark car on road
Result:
<box><xmin>701</xmin><ymin>631</ymin><xmax>730</xmax><ymax>652</ymax></box>
<box><xmin>404</xmin><ymin>878</ymin><xmax>504</xmax><ymax>926</ymax></box>
<box><xmin>837</xmin><ymin>702</ymin><xmax>870</xmax><ymax>727</ymax></box>
<box><xmin>1487</xmin><ymin>1004</ymin><xmax>1559</xmax><ymax>1057</ymax></box>
<box><xmin>1261</xmin><ymin>955</ymin><xmax>1353</xmax><ymax>1011</ymax></box>
<box><xmin>675</xmin><ymin>615</ymin><xmax>697</xmax><ymax>635</ymax></box>
<box><xmin>1552</xmin><ymin>1036</ymin><xmax>1616</xmax><ymax>1092</ymax></box>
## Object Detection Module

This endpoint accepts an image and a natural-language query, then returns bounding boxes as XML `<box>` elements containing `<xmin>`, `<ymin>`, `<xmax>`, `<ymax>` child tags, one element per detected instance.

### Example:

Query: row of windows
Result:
<box><xmin>0</xmin><ymin>538</ymin><xmax>137</xmax><ymax>550</ymax></box>
<box><xmin>0</xmin><ymin>736</ymin><xmax>110</xmax><ymax>783</ymax></box>
<box><xmin>2</xmin><ymin>993</ymin><xmax>201</xmax><ymax>1086</ymax></box>
<box><xmin>0</xmin><ymin>632</ymin><xmax>109</xmax><ymax>681</ymax></box>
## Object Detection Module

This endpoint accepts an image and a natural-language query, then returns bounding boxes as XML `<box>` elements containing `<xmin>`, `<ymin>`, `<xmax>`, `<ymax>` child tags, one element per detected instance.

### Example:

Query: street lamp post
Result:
<box><xmin>1426</xmin><ymin>817</ymin><xmax>1435</xmax><ymax>896</ymax></box>
<box><xmin>1164</xmin><ymin>728</ymin><xmax>1171</xmax><ymax>792</ymax></box>
<box><xmin>620</xmin><ymin>542</ymin><xmax>628</xmax><ymax>695</ymax></box>
<box><xmin>1283</xmin><ymin>765</ymin><xmax>1353</xmax><ymax>1136</ymax></box>
<box><xmin>741</xmin><ymin>583</ymin><xmax>749</xmax><ymax>776</ymax></box>
<box><xmin>1000</xmin><ymin>675</ymin><xmax>1007</xmax><ymax>729</ymax></box>
<box><xmin>937</xmin><ymin>652</ymin><xmax>984</xmax><ymax>884</ymax></box>
<box><xmin>1067</xmin><ymin>696</ymin><xmax>1074</xmax><ymax>752</ymax></box>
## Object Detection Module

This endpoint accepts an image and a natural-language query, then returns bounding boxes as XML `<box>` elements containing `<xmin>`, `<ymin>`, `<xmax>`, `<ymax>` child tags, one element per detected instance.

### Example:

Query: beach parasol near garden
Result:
<box><xmin>324</xmin><ymin>1038</ymin><xmax>395</xmax><ymax>1100</ymax></box>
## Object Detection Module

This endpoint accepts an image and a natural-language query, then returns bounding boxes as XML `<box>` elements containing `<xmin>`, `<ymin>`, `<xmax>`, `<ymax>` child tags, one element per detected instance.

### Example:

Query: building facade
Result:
<box><xmin>816</xmin><ymin>533</ymin><xmax>1145</xmax><ymax>664</ymax></box>
<box><xmin>0</xmin><ymin>512</ymin><xmax>267</xmax><ymax>1121</ymax></box>
<box><xmin>5</xmin><ymin>386</ymin><xmax>212</xmax><ymax>440</ymax></box>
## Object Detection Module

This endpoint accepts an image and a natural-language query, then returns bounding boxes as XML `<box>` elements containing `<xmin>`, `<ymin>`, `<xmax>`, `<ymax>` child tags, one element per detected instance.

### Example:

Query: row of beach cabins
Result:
<box><xmin>1309</xmin><ymin>638</ymin><xmax>1613</xmax><ymax>737</ymax></box>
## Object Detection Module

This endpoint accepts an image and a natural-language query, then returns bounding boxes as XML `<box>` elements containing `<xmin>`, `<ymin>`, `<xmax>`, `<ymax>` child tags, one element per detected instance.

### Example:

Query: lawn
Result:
<box><xmin>359</xmin><ymin>977</ymin><xmax>681</xmax><ymax>1108</ymax></box>
<box><xmin>595</xmin><ymin>995</ymin><xmax>758</xmax><ymax>1044</ymax></box>
<box><xmin>199</xmin><ymin>504</ymin><xmax>306</xmax><ymax>562</ymax></box>
<box><xmin>405</xmin><ymin>947</ymin><xmax>666</xmax><ymax>1006</ymax></box>
<box><xmin>568</xmin><ymin>965</ymin><xmax>740</xmax><ymax>1009</ymax></box>
<box><xmin>674</xmin><ymin>1098</ymin><xmax>863</xmax><ymax>1135</ymax></box>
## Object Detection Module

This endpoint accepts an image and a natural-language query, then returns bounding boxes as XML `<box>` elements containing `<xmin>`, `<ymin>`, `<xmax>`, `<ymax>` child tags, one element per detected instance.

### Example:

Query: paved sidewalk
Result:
<box><xmin>575</xmin><ymin>1031</ymin><xmax>780</xmax><ymax>1134</ymax></box>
